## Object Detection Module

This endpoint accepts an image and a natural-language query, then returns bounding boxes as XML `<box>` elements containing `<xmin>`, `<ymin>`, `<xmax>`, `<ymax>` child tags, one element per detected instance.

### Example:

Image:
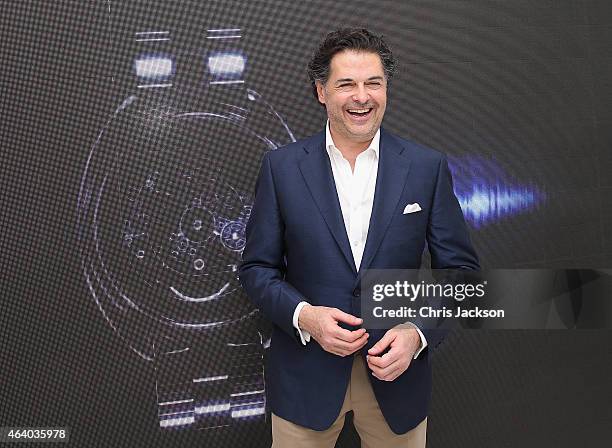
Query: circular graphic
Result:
<box><xmin>77</xmin><ymin>90</ymin><xmax>293</xmax><ymax>358</ymax></box>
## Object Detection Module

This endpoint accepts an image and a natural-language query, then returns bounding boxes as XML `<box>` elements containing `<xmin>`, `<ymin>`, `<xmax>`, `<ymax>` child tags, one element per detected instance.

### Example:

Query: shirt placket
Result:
<box><xmin>350</xmin><ymin>152</ymin><xmax>368</xmax><ymax>268</ymax></box>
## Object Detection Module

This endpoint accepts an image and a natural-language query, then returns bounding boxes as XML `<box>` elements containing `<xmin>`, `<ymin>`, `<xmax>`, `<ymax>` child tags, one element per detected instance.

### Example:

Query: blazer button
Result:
<box><xmin>353</xmin><ymin>289</ymin><xmax>361</xmax><ymax>298</ymax></box>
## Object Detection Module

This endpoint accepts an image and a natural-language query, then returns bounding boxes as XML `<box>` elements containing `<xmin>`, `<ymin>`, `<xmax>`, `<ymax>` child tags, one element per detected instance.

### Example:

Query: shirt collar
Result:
<box><xmin>325</xmin><ymin>120</ymin><xmax>380</xmax><ymax>159</ymax></box>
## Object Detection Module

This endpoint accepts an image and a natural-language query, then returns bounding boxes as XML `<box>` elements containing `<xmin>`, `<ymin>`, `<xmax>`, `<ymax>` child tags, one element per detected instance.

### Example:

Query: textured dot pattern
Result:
<box><xmin>1</xmin><ymin>1</ymin><xmax>611</xmax><ymax>447</ymax></box>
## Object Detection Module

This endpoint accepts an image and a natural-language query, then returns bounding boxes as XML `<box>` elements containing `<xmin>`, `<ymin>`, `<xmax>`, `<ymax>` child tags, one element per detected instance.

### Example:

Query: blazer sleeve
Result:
<box><xmin>419</xmin><ymin>154</ymin><xmax>480</xmax><ymax>349</ymax></box>
<box><xmin>239</xmin><ymin>151</ymin><xmax>304</xmax><ymax>339</ymax></box>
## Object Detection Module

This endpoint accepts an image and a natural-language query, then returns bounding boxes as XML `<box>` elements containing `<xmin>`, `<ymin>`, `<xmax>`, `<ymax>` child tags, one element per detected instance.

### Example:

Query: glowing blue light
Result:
<box><xmin>447</xmin><ymin>155</ymin><xmax>545</xmax><ymax>228</ymax></box>
<box><xmin>207</xmin><ymin>52</ymin><xmax>246</xmax><ymax>79</ymax></box>
<box><xmin>134</xmin><ymin>56</ymin><xmax>173</xmax><ymax>79</ymax></box>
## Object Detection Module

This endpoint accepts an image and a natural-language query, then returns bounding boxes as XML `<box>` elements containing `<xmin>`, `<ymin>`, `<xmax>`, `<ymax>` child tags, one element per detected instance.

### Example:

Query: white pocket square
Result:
<box><xmin>403</xmin><ymin>203</ymin><xmax>422</xmax><ymax>214</ymax></box>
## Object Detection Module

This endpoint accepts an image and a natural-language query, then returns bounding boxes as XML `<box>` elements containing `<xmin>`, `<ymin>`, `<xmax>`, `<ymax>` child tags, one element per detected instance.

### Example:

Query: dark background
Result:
<box><xmin>1</xmin><ymin>1</ymin><xmax>611</xmax><ymax>446</ymax></box>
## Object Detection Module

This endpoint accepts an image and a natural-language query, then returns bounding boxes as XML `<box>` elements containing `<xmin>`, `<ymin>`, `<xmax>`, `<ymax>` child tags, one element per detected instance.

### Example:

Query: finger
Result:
<box><xmin>347</xmin><ymin>332</ymin><xmax>370</xmax><ymax>352</ymax></box>
<box><xmin>368</xmin><ymin>356</ymin><xmax>401</xmax><ymax>376</ymax></box>
<box><xmin>367</xmin><ymin>350</ymin><xmax>400</xmax><ymax>369</ymax></box>
<box><xmin>369</xmin><ymin>361</ymin><xmax>405</xmax><ymax>381</ymax></box>
<box><xmin>368</xmin><ymin>362</ymin><xmax>388</xmax><ymax>379</ymax></box>
<box><xmin>367</xmin><ymin>331</ymin><xmax>396</xmax><ymax>356</ymax></box>
<box><xmin>380</xmin><ymin>364</ymin><xmax>405</xmax><ymax>381</ymax></box>
<box><xmin>366</xmin><ymin>350</ymin><xmax>398</xmax><ymax>369</ymax></box>
<box><xmin>334</xmin><ymin>327</ymin><xmax>367</xmax><ymax>343</ymax></box>
<box><xmin>331</xmin><ymin>308</ymin><xmax>363</xmax><ymax>326</ymax></box>
<box><xmin>332</xmin><ymin>332</ymin><xmax>369</xmax><ymax>353</ymax></box>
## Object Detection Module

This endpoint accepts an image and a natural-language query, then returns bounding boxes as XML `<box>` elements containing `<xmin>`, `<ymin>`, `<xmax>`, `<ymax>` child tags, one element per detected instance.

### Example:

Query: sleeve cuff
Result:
<box><xmin>292</xmin><ymin>301</ymin><xmax>311</xmax><ymax>346</ymax></box>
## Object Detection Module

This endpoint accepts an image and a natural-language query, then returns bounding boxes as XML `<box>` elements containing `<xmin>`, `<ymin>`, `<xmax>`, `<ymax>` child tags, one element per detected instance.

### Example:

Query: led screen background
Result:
<box><xmin>1</xmin><ymin>1</ymin><xmax>611</xmax><ymax>446</ymax></box>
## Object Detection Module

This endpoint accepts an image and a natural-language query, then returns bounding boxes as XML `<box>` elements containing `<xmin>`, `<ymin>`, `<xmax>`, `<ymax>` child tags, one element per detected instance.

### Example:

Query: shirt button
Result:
<box><xmin>353</xmin><ymin>241</ymin><xmax>360</xmax><ymax>247</ymax></box>
<box><xmin>353</xmin><ymin>289</ymin><xmax>361</xmax><ymax>298</ymax></box>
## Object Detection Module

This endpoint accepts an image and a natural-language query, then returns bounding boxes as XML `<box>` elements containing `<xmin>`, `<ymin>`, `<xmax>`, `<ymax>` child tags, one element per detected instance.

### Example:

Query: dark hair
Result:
<box><xmin>307</xmin><ymin>28</ymin><xmax>396</xmax><ymax>101</ymax></box>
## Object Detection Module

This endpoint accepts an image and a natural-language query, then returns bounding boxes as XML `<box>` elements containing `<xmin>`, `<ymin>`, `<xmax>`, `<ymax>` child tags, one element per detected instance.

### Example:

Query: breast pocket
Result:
<box><xmin>389</xmin><ymin>203</ymin><xmax>428</xmax><ymax>231</ymax></box>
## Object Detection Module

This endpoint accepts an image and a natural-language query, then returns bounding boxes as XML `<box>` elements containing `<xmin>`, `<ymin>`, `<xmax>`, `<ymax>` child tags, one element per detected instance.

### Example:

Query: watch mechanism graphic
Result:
<box><xmin>77</xmin><ymin>7</ymin><xmax>295</xmax><ymax>432</ymax></box>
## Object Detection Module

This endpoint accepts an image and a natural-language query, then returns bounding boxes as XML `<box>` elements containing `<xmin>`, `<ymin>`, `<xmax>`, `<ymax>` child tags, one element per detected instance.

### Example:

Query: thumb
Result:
<box><xmin>368</xmin><ymin>331</ymin><xmax>395</xmax><ymax>355</ymax></box>
<box><xmin>331</xmin><ymin>308</ymin><xmax>362</xmax><ymax>326</ymax></box>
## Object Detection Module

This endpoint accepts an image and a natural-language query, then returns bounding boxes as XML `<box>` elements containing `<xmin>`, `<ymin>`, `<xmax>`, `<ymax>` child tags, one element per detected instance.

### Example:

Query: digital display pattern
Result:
<box><xmin>2</xmin><ymin>1</ymin><xmax>611</xmax><ymax>447</ymax></box>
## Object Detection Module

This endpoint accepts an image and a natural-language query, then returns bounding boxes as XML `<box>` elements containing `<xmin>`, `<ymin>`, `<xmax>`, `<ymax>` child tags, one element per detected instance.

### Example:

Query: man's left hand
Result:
<box><xmin>366</xmin><ymin>327</ymin><xmax>421</xmax><ymax>381</ymax></box>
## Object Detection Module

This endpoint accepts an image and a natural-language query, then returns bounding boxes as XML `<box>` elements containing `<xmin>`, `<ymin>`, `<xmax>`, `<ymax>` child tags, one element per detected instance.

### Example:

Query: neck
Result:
<box><xmin>329</xmin><ymin>126</ymin><xmax>374</xmax><ymax>156</ymax></box>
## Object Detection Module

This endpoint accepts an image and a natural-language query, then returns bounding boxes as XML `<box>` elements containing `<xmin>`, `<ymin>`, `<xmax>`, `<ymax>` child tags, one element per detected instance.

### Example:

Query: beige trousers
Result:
<box><xmin>271</xmin><ymin>355</ymin><xmax>427</xmax><ymax>448</ymax></box>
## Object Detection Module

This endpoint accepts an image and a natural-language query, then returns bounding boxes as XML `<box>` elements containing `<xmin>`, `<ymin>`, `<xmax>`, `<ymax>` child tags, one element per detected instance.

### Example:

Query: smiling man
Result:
<box><xmin>317</xmin><ymin>49</ymin><xmax>386</xmax><ymax>160</ymax></box>
<box><xmin>240</xmin><ymin>28</ymin><xmax>479</xmax><ymax>447</ymax></box>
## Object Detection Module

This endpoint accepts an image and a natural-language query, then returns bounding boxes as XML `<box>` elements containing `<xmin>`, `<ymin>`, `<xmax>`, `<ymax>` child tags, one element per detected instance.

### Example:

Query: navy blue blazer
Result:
<box><xmin>239</xmin><ymin>128</ymin><xmax>479</xmax><ymax>434</ymax></box>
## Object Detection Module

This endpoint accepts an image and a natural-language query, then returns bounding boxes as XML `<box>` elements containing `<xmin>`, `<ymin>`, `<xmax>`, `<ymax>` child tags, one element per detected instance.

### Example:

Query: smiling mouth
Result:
<box><xmin>346</xmin><ymin>108</ymin><xmax>373</xmax><ymax>119</ymax></box>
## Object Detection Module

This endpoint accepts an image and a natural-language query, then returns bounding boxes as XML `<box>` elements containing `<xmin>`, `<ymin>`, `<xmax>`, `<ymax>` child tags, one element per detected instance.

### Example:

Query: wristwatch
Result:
<box><xmin>77</xmin><ymin>10</ymin><xmax>294</xmax><ymax>432</ymax></box>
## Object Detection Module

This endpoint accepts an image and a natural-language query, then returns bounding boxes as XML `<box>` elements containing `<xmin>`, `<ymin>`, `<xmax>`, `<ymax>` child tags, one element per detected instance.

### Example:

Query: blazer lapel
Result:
<box><xmin>359</xmin><ymin>129</ymin><xmax>412</xmax><ymax>275</ymax></box>
<box><xmin>298</xmin><ymin>132</ymin><xmax>357</xmax><ymax>274</ymax></box>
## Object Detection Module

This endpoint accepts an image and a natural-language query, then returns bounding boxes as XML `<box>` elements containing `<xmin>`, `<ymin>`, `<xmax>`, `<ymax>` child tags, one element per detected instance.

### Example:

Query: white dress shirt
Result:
<box><xmin>292</xmin><ymin>122</ymin><xmax>427</xmax><ymax>358</ymax></box>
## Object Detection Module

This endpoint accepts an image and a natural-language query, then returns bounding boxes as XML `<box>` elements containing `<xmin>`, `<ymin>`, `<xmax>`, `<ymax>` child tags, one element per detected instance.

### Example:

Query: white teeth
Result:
<box><xmin>348</xmin><ymin>109</ymin><xmax>371</xmax><ymax>114</ymax></box>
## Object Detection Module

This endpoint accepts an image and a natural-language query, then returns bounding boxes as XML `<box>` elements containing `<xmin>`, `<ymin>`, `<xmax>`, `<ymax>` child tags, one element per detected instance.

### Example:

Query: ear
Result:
<box><xmin>315</xmin><ymin>81</ymin><xmax>326</xmax><ymax>105</ymax></box>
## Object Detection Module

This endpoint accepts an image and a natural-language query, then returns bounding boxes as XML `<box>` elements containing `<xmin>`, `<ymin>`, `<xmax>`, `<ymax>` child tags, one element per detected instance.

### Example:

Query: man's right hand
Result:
<box><xmin>298</xmin><ymin>304</ymin><xmax>369</xmax><ymax>357</ymax></box>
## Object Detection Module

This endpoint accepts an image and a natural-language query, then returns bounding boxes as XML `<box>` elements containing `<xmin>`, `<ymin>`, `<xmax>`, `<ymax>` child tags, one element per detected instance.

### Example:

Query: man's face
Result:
<box><xmin>316</xmin><ymin>50</ymin><xmax>387</xmax><ymax>145</ymax></box>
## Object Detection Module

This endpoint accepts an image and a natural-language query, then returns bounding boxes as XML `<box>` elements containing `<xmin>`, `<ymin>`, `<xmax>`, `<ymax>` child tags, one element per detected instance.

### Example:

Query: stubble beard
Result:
<box><xmin>329</xmin><ymin>107</ymin><xmax>382</xmax><ymax>146</ymax></box>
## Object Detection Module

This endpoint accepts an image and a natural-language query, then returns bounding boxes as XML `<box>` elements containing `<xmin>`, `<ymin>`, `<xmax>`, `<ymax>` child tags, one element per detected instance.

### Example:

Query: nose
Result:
<box><xmin>352</xmin><ymin>83</ymin><xmax>370</xmax><ymax>104</ymax></box>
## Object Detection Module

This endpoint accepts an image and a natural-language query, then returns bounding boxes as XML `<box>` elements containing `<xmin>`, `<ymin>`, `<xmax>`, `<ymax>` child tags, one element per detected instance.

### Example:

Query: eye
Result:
<box><xmin>336</xmin><ymin>83</ymin><xmax>354</xmax><ymax>90</ymax></box>
<box><xmin>367</xmin><ymin>81</ymin><xmax>382</xmax><ymax>88</ymax></box>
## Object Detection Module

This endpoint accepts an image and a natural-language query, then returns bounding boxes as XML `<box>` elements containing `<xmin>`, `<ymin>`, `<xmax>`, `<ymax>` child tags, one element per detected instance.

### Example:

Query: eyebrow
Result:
<box><xmin>334</xmin><ymin>76</ymin><xmax>384</xmax><ymax>84</ymax></box>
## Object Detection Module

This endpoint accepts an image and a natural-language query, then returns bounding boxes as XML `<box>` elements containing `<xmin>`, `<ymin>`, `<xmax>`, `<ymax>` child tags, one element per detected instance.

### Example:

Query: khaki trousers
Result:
<box><xmin>271</xmin><ymin>355</ymin><xmax>427</xmax><ymax>448</ymax></box>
